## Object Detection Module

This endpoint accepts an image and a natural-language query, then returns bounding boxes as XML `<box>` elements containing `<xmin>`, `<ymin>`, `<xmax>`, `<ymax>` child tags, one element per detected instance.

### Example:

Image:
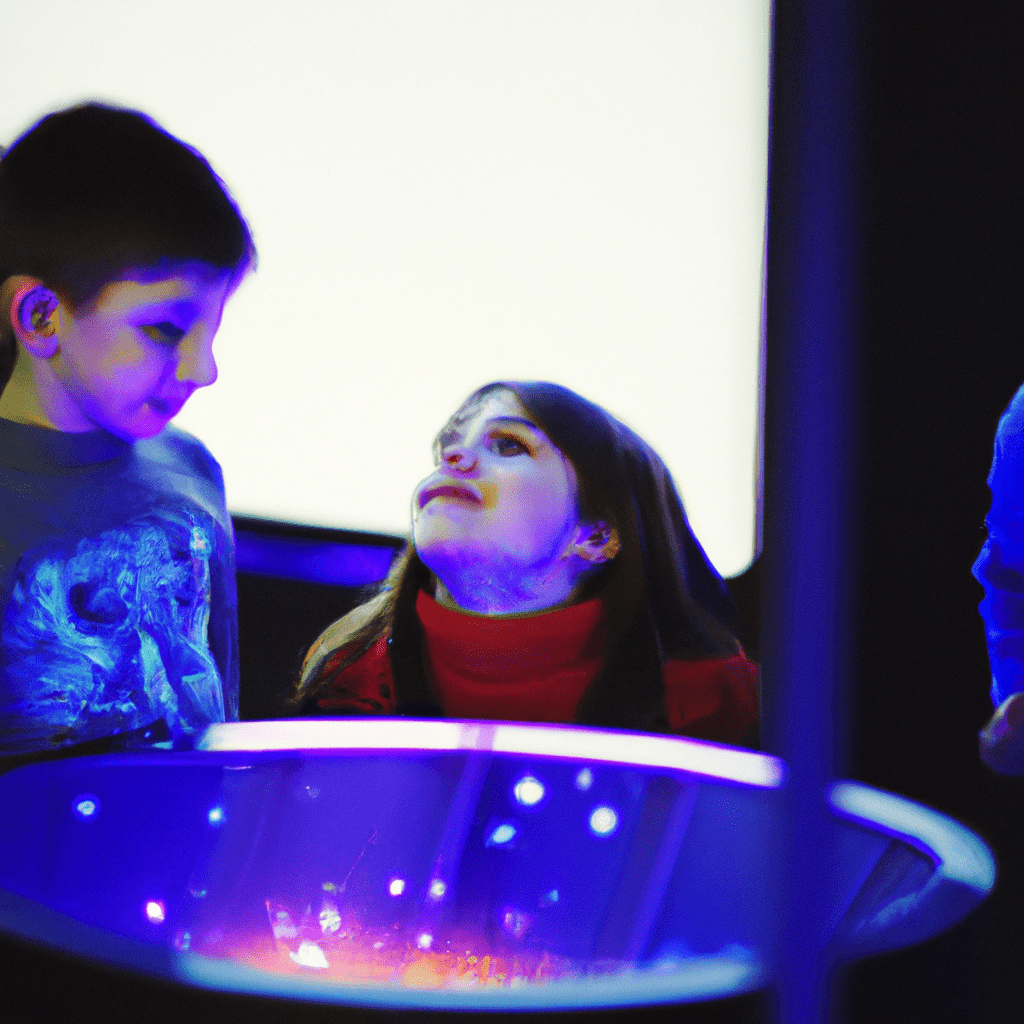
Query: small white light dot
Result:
<box><xmin>289</xmin><ymin>940</ymin><xmax>329</xmax><ymax>969</ymax></box>
<box><xmin>417</xmin><ymin>933</ymin><xmax>433</xmax><ymax>950</ymax></box>
<box><xmin>503</xmin><ymin>908</ymin><xmax>530</xmax><ymax>938</ymax></box>
<box><xmin>575</xmin><ymin>768</ymin><xmax>594</xmax><ymax>791</ymax></box>
<box><xmin>145</xmin><ymin>900</ymin><xmax>166</xmax><ymax>924</ymax></box>
<box><xmin>513</xmin><ymin>775</ymin><xmax>545</xmax><ymax>806</ymax></box>
<box><xmin>487</xmin><ymin>823</ymin><xmax>518</xmax><ymax>846</ymax></box>
<box><xmin>428</xmin><ymin>879</ymin><xmax>447</xmax><ymax>899</ymax></box>
<box><xmin>73</xmin><ymin>795</ymin><xmax>99</xmax><ymax>820</ymax></box>
<box><xmin>388</xmin><ymin>878</ymin><xmax>406</xmax><ymax>896</ymax></box>
<box><xmin>319</xmin><ymin>907</ymin><xmax>341</xmax><ymax>934</ymax></box>
<box><xmin>207</xmin><ymin>806</ymin><xmax>225</xmax><ymax>825</ymax></box>
<box><xmin>589</xmin><ymin>805</ymin><xmax>619</xmax><ymax>836</ymax></box>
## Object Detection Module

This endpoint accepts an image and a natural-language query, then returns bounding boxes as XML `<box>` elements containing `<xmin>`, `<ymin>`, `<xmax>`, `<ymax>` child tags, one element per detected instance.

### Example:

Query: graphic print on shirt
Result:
<box><xmin>0</xmin><ymin>508</ymin><xmax>224</xmax><ymax>753</ymax></box>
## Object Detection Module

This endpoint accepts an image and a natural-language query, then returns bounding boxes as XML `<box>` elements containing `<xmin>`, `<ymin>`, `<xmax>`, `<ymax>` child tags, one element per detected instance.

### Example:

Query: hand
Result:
<box><xmin>980</xmin><ymin>691</ymin><xmax>1024</xmax><ymax>775</ymax></box>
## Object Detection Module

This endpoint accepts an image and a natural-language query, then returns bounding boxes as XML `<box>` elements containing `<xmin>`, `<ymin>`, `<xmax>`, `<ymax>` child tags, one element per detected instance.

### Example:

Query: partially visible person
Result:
<box><xmin>973</xmin><ymin>383</ymin><xmax>1024</xmax><ymax>773</ymax></box>
<box><xmin>295</xmin><ymin>381</ymin><xmax>758</xmax><ymax>745</ymax></box>
<box><xmin>0</xmin><ymin>102</ymin><xmax>256</xmax><ymax>760</ymax></box>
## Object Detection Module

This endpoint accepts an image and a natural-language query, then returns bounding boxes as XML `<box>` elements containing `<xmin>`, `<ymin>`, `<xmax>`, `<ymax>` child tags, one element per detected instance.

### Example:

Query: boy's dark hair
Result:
<box><xmin>0</xmin><ymin>102</ymin><xmax>256</xmax><ymax>386</ymax></box>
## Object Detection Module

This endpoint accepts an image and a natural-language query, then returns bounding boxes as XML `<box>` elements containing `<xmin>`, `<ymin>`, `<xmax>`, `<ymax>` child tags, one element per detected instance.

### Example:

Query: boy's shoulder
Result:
<box><xmin>0</xmin><ymin>418</ymin><xmax>218</xmax><ymax>479</ymax></box>
<box><xmin>0</xmin><ymin>421</ymin><xmax>231</xmax><ymax>582</ymax></box>
<box><xmin>137</xmin><ymin>423</ymin><xmax>225</xmax><ymax>488</ymax></box>
<box><xmin>1000</xmin><ymin>382</ymin><xmax>1024</xmax><ymax>425</ymax></box>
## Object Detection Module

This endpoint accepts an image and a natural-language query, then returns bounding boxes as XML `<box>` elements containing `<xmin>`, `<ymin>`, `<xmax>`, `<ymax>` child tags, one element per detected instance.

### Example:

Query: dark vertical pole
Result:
<box><xmin>762</xmin><ymin>1</ymin><xmax>860</xmax><ymax>1022</ymax></box>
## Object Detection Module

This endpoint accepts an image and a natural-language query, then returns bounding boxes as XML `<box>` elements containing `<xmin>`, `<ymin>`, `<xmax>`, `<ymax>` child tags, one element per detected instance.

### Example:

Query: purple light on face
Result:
<box><xmin>145</xmin><ymin>900</ymin><xmax>166</xmax><ymax>924</ymax></box>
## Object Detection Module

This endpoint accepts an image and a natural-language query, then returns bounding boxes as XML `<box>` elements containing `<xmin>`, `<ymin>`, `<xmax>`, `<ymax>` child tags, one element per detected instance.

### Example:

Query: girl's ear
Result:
<box><xmin>6</xmin><ymin>277</ymin><xmax>62</xmax><ymax>358</ymax></box>
<box><xmin>571</xmin><ymin>522</ymin><xmax>621</xmax><ymax>564</ymax></box>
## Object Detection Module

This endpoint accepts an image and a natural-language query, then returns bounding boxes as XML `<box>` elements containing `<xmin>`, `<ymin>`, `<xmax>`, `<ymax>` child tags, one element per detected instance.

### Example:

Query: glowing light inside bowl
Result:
<box><xmin>202</xmin><ymin>910</ymin><xmax>635</xmax><ymax>995</ymax></box>
<box><xmin>575</xmin><ymin>768</ymin><xmax>594</xmax><ymax>791</ymax></box>
<box><xmin>513</xmin><ymin>775</ymin><xmax>545</xmax><ymax>806</ymax></box>
<box><xmin>73</xmin><ymin>795</ymin><xmax>99</xmax><ymax>820</ymax></box>
<box><xmin>487</xmin><ymin>823</ymin><xmax>517</xmax><ymax>846</ymax></box>
<box><xmin>290</xmin><ymin>940</ymin><xmax>329</xmax><ymax>969</ymax></box>
<box><xmin>389</xmin><ymin>878</ymin><xmax>406</xmax><ymax>896</ymax></box>
<box><xmin>208</xmin><ymin>806</ymin><xmax>225</xmax><ymax>825</ymax></box>
<box><xmin>589</xmin><ymin>806</ymin><xmax>618</xmax><ymax>836</ymax></box>
<box><xmin>145</xmin><ymin>900</ymin><xmax>166</xmax><ymax>924</ymax></box>
<box><xmin>502</xmin><ymin>907</ymin><xmax>530</xmax><ymax>938</ymax></box>
<box><xmin>429</xmin><ymin>879</ymin><xmax>447</xmax><ymax>899</ymax></box>
<box><xmin>319</xmin><ymin>906</ymin><xmax>341</xmax><ymax>933</ymax></box>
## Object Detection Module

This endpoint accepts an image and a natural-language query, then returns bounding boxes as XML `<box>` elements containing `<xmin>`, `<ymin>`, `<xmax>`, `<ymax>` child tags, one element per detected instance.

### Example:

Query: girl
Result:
<box><xmin>294</xmin><ymin>382</ymin><xmax>758</xmax><ymax>745</ymax></box>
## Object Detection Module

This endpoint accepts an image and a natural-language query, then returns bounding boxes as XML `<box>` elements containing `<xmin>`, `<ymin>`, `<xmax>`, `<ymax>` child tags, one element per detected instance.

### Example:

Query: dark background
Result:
<box><xmin>837</xmin><ymin>1</ymin><xmax>1024</xmax><ymax>1021</ymax></box>
<box><xmin>2</xmin><ymin>1</ymin><xmax>1024</xmax><ymax>1021</ymax></box>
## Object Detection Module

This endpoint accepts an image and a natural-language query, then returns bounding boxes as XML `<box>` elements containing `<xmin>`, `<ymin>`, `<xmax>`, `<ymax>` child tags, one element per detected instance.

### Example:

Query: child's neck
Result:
<box><xmin>0</xmin><ymin>351</ymin><xmax>68</xmax><ymax>431</ymax></box>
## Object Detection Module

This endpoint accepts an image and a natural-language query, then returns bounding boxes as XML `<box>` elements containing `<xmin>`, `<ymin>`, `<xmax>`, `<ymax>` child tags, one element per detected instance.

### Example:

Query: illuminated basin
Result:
<box><xmin>0</xmin><ymin>720</ymin><xmax>994</xmax><ymax>1011</ymax></box>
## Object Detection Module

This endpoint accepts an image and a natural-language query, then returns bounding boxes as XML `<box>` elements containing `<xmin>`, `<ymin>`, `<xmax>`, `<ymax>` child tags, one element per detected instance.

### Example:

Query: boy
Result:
<box><xmin>0</xmin><ymin>103</ymin><xmax>256</xmax><ymax>758</ymax></box>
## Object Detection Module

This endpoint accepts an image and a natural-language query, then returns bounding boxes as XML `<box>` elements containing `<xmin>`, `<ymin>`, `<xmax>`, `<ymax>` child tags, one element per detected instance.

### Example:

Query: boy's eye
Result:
<box><xmin>491</xmin><ymin>433</ymin><xmax>530</xmax><ymax>456</ymax></box>
<box><xmin>141</xmin><ymin>322</ymin><xmax>187</xmax><ymax>345</ymax></box>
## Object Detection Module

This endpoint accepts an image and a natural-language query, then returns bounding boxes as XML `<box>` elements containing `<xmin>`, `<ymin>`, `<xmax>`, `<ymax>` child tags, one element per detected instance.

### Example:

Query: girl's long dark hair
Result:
<box><xmin>295</xmin><ymin>381</ymin><xmax>741</xmax><ymax>730</ymax></box>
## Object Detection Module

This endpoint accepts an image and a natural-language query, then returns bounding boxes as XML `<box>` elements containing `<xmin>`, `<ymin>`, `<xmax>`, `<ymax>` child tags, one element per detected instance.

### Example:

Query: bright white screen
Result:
<box><xmin>1</xmin><ymin>1</ymin><xmax>769</xmax><ymax>577</ymax></box>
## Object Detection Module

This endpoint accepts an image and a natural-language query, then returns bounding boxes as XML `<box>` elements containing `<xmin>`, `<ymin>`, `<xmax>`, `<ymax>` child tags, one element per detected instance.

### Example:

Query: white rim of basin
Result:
<box><xmin>197</xmin><ymin>718</ymin><xmax>786</xmax><ymax>789</ymax></box>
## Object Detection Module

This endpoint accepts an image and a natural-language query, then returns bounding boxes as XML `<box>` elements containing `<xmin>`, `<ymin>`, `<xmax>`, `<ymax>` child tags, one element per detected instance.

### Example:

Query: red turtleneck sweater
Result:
<box><xmin>310</xmin><ymin>591</ymin><xmax>759</xmax><ymax>745</ymax></box>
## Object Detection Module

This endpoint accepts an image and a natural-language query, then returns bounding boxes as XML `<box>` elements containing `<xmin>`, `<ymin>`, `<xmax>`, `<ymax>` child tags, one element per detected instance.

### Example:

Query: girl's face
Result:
<box><xmin>412</xmin><ymin>389</ymin><xmax>588</xmax><ymax>612</ymax></box>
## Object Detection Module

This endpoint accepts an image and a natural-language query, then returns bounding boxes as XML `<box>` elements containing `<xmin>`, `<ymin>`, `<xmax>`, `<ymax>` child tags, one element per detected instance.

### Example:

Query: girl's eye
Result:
<box><xmin>141</xmin><ymin>322</ymin><xmax>187</xmax><ymax>346</ymax></box>
<box><xmin>491</xmin><ymin>433</ymin><xmax>529</xmax><ymax>456</ymax></box>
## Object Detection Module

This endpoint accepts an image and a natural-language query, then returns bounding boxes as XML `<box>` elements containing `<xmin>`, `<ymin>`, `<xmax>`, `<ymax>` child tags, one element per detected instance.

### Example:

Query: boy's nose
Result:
<box><xmin>177</xmin><ymin>331</ymin><xmax>218</xmax><ymax>388</ymax></box>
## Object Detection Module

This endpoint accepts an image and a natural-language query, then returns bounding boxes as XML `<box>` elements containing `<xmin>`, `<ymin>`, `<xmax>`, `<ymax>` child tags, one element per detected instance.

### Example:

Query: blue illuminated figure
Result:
<box><xmin>0</xmin><ymin>103</ymin><xmax>256</xmax><ymax>756</ymax></box>
<box><xmin>974</xmin><ymin>383</ymin><xmax>1024</xmax><ymax>772</ymax></box>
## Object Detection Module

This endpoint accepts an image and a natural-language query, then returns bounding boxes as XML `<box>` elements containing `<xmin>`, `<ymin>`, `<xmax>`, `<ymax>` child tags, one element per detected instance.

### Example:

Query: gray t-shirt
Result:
<box><xmin>0</xmin><ymin>418</ymin><xmax>239</xmax><ymax>755</ymax></box>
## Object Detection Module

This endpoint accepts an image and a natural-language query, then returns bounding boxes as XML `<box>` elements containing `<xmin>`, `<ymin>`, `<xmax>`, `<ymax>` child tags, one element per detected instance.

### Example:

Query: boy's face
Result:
<box><xmin>53</xmin><ymin>263</ymin><xmax>236</xmax><ymax>441</ymax></box>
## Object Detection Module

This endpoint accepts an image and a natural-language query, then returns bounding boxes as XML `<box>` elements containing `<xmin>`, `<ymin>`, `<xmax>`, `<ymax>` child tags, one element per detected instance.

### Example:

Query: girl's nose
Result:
<box><xmin>444</xmin><ymin>447</ymin><xmax>476</xmax><ymax>472</ymax></box>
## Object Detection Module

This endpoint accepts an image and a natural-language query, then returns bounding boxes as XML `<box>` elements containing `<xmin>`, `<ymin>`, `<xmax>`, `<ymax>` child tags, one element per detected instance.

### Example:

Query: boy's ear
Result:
<box><xmin>570</xmin><ymin>522</ymin><xmax>621</xmax><ymax>565</ymax></box>
<box><xmin>5</xmin><ymin>276</ymin><xmax>62</xmax><ymax>358</ymax></box>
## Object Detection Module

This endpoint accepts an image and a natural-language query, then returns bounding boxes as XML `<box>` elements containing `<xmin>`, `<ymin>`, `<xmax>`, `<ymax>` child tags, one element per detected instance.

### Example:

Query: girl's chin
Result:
<box><xmin>412</xmin><ymin>524</ymin><xmax>471</xmax><ymax>554</ymax></box>
<box><xmin>415</xmin><ymin>540</ymin><xmax>500</xmax><ymax>576</ymax></box>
